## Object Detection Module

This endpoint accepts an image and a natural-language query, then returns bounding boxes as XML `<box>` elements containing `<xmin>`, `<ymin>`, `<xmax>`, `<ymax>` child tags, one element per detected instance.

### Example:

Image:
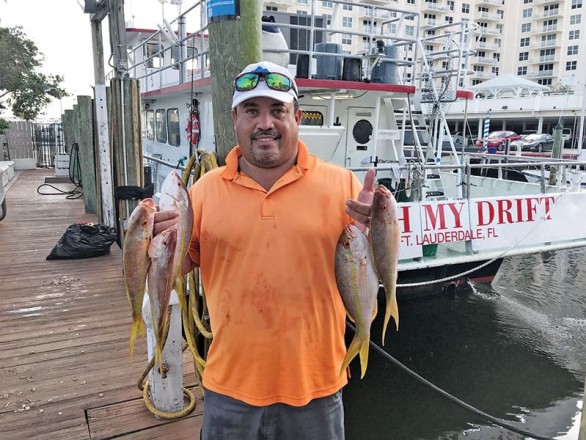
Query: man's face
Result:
<box><xmin>232</xmin><ymin>97</ymin><xmax>302</xmax><ymax>169</ymax></box>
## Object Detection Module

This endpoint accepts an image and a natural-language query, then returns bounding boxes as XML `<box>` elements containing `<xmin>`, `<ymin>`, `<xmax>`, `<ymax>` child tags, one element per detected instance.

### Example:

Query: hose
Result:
<box><xmin>36</xmin><ymin>143</ymin><xmax>83</xmax><ymax>199</ymax></box>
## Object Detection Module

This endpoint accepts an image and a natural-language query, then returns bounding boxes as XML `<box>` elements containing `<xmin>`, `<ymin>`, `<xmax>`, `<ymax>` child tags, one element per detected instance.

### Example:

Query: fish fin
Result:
<box><xmin>339</xmin><ymin>333</ymin><xmax>370</xmax><ymax>379</ymax></box>
<box><xmin>128</xmin><ymin>318</ymin><xmax>146</xmax><ymax>366</ymax></box>
<box><xmin>358</xmin><ymin>336</ymin><xmax>370</xmax><ymax>379</ymax></box>
<box><xmin>381</xmin><ymin>296</ymin><xmax>399</xmax><ymax>345</ymax></box>
<box><xmin>173</xmin><ymin>277</ymin><xmax>187</xmax><ymax>314</ymax></box>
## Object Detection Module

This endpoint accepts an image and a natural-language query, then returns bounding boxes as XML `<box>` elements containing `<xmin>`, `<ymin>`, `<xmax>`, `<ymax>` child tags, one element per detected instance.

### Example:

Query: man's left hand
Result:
<box><xmin>345</xmin><ymin>168</ymin><xmax>376</xmax><ymax>232</ymax></box>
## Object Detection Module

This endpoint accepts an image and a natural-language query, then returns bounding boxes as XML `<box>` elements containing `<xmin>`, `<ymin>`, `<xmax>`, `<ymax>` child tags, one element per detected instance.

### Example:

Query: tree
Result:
<box><xmin>0</xmin><ymin>26</ymin><xmax>68</xmax><ymax>120</ymax></box>
<box><xmin>0</xmin><ymin>118</ymin><xmax>9</xmax><ymax>136</ymax></box>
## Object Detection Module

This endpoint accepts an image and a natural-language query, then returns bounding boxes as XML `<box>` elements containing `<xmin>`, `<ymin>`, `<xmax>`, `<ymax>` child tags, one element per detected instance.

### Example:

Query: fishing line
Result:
<box><xmin>346</xmin><ymin>321</ymin><xmax>553</xmax><ymax>440</ymax></box>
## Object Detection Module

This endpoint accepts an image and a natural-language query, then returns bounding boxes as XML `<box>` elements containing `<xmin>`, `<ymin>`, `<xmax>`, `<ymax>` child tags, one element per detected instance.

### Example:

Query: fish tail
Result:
<box><xmin>382</xmin><ymin>293</ymin><xmax>399</xmax><ymax>345</ymax></box>
<box><xmin>358</xmin><ymin>336</ymin><xmax>370</xmax><ymax>379</ymax></box>
<box><xmin>128</xmin><ymin>314</ymin><xmax>145</xmax><ymax>366</ymax></box>
<box><xmin>339</xmin><ymin>333</ymin><xmax>370</xmax><ymax>379</ymax></box>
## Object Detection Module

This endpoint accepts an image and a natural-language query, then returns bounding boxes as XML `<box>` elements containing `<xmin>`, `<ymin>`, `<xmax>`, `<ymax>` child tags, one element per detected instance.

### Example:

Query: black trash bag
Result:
<box><xmin>46</xmin><ymin>223</ymin><xmax>118</xmax><ymax>260</ymax></box>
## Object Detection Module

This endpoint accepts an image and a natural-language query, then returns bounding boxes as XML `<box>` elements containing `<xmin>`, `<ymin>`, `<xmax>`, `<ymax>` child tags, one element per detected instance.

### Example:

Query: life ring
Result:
<box><xmin>186</xmin><ymin>113</ymin><xmax>200</xmax><ymax>146</ymax></box>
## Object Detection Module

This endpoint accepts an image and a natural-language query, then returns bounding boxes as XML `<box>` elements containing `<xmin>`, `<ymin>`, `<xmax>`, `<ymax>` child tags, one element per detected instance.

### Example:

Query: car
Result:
<box><xmin>518</xmin><ymin>133</ymin><xmax>555</xmax><ymax>152</ymax></box>
<box><xmin>474</xmin><ymin>130</ymin><xmax>521</xmax><ymax>152</ymax></box>
<box><xmin>509</xmin><ymin>130</ymin><xmax>537</xmax><ymax>150</ymax></box>
<box><xmin>452</xmin><ymin>131</ymin><xmax>474</xmax><ymax>146</ymax></box>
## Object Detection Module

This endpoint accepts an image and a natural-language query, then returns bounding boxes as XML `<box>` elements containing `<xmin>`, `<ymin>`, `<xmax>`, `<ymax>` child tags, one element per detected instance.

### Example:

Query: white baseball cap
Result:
<box><xmin>231</xmin><ymin>61</ymin><xmax>298</xmax><ymax>109</ymax></box>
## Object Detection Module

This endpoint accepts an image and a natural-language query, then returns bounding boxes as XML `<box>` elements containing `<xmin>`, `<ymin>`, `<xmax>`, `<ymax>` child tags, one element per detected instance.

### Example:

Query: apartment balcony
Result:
<box><xmin>358</xmin><ymin>5</ymin><xmax>395</xmax><ymax>20</ymax></box>
<box><xmin>475</xmin><ymin>56</ymin><xmax>498</xmax><ymax>65</ymax></box>
<box><xmin>531</xmin><ymin>25</ymin><xmax>562</xmax><ymax>35</ymax></box>
<box><xmin>536</xmin><ymin>0</ymin><xmax>560</xmax><ymax>5</ymax></box>
<box><xmin>476</xmin><ymin>11</ymin><xmax>503</xmax><ymax>21</ymax></box>
<box><xmin>262</xmin><ymin>0</ymin><xmax>293</xmax><ymax>7</ymax></box>
<box><xmin>421</xmin><ymin>3</ymin><xmax>450</xmax><ymax>13</ymax></box>
<box><xmin>526</xmin><ymin>70</ymin><xmax>555</xmax><ymax>78</ymax></box>
<box><xmin>528</xmin><ymin>55</ymin><xmax>557</xmax><ymax>64</ymax></box>
<box><xmin>421</xmin><ymin>18</ymin><xmax>439</xmax><ymax>28</ymax></box>
<box><xmin>540</xmin><ymin>9</ymin><xmax>562</xmax><ymax>18</ymax></box>
<box><xmin>478</xmin><ymin>27</ymin><xmax>503</xmax><ymax>36</ymax></box>
<box><xmin>360</xmin><ymin>0</ymin><xmax>389</xmax><ymax>6</ymax></box>
<box><xmin>476</xmin><ymin>0</ymin><xmax>504</xmax><ymax>6</ymax></box>
<box><xmin>477</xmin><ymin>42</ymin><xmax>502</xmax><ymax>51</ymax></box>
<box><xmin>539</xmin><ymin>40</ymin><xmax>560</xmax><ymax>49</ymax></box>
<box><xmin>471</xmin><ymin>71</ymin><xmax>497</xmax><ymax>79</ymax></box>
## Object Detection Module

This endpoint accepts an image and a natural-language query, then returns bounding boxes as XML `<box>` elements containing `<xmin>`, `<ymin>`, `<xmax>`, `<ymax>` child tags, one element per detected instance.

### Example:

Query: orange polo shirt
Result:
<box><xmin>187</xmin><ymin>141</ymin><xmax>362</xmax><ymax>406</ymax></box>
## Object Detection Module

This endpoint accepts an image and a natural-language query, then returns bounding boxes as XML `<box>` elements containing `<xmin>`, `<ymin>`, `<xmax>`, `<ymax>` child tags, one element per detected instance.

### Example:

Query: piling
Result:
<box><xmin>208</xmin><ymin>0</ymin><xmax>263</xmax><ymax>163</ymax></box>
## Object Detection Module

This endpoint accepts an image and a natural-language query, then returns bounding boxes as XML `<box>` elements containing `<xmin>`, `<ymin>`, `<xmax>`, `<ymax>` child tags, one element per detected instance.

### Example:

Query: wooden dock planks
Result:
<box><xmin>0</xmin><ymin>169</ymin><xmax>202</xmax><ymax>439</ymax></box>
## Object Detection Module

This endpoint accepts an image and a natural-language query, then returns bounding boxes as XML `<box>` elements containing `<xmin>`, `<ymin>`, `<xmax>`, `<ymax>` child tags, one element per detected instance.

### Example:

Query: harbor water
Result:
<box><xmin>344</xmin><ymin>247</ymin><xmax>586</xmax><ymax>439</ymax></box>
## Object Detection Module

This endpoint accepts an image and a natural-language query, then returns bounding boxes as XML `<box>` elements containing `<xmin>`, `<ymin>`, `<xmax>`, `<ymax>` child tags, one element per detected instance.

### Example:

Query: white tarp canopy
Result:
<box><xmin>471</xmin><ymin>74</ymin><xmax>550</xmax><ymax>98</ymax></box>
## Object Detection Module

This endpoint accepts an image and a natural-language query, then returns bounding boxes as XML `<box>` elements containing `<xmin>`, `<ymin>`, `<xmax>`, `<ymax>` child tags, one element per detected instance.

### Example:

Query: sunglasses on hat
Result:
<box><xmin>234</xmin><ymin>71</ymin><xmax>297</xmax><ymax>95</ymax></box>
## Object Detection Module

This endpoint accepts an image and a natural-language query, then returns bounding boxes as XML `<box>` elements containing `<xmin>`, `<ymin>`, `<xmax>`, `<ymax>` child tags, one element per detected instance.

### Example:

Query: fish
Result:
<box><xmin>369</xmin><ymin>184</ymin><xmax>401</xmax><ymax>345</ymax></box>
<box><xmin>147</xmin><ymin>228</ymin><xmax>177</xmax><ymax>367</ymax></box>
<box><xmin>158</xmin><ymin>171</ymin><xmax>194</xmax><ymax>307</ymax></box>
<box><xmin>335</xmin><ymin>224</ymin><xmax>380</xmax><ymax>379</ymax></box>
<box><xmin>122</xmin><ymin>198</ymin><xmax>157</xmax><ymax>364</ymax></box>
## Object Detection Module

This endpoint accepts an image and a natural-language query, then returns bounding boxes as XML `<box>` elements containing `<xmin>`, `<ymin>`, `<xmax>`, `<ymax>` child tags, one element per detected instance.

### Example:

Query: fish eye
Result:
<box><xmin>343</xmin><ymin>240</ymin><xmax>350</xmax><ymax>248</ymax></box>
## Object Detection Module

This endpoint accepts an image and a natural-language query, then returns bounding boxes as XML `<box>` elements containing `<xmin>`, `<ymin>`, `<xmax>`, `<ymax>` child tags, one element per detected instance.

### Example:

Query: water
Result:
<box><xmin>344</xmin><ymin>247</ymin><xmax>586</xmax><ymax>440</ymax></box>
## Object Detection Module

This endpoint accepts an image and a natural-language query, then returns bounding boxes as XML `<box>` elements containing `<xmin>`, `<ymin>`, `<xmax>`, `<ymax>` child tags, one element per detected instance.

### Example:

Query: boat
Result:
<box><xmin>123</xmin><ymin>0</ymin><xmax>586</xmax><ymax>298</ymax></box>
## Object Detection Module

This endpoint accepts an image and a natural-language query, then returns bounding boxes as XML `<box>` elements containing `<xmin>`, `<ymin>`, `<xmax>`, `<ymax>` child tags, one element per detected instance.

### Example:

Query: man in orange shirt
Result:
<box><xmin>155</xmin><ymin>61</ymin><xmax>374</xmax><ymax>439</ymax></box>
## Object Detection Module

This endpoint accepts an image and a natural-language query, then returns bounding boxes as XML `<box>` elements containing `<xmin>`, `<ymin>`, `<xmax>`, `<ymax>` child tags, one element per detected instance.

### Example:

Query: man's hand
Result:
<box><xmin>153</xmin><ymin>209</ymin><xmax>179</xmax><ymax>236</ymax></box>
<box><xmin>345</xmin><ymin>168</ymin><xmax>376</xmax><ymax>233</ymax></box>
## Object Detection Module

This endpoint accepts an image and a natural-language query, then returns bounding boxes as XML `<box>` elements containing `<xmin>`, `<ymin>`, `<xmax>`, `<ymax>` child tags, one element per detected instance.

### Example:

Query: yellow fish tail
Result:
<box><xmin>339</xmin><ymin>333</ymin><xmax>370</xmax><ymax>379</ymax></box>
<box><xmin>382</xmin><ymin>294</ymin><xmax>399</xmax><ymax>346</ymax></box>
<box><xmin>128</xmin><ymin>317</ymin><xmax>145</xmax><ymax>366</ymax></box>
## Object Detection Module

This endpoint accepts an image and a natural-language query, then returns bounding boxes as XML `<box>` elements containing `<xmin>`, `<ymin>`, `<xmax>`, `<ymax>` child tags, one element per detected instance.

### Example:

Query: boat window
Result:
<box><xmin>171</xmin><ymin>46</ymin><xmax>198</xmax><ymax>70</ymax></box>
<box><xmin>146</xmin><ymin>43</ymin><xmax>163</xmax><ymax>69</ymax></box>
<box><xmin>155</xmin><ymin>109</ymin><xmax>167</xmax><ymax>143</ymax></box>
<box><xmin>167</xmin><ymin>108</ymin><xmax>180</xmax><ymax>147</ymax></box>
<box><xmin>353</xmin><ymin>120</ymin><xmax>373</xmax><ymax>144</ymax></box>
<box><xmin>145</xmin><ymin>109</ymin><xmax>155</xmax><ymax>140</ymax></box>
<box><xmin>301</xmin><ymin>111</ymin><xmax>324</xmax><ymax>126</ymax></box>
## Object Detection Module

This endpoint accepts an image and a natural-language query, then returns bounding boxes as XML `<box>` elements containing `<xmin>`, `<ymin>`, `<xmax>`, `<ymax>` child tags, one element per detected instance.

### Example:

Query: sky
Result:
<box><xmin>0</xmin><ymin>0</ymin><xmax>176</xmax><ymax>120</ymax></box>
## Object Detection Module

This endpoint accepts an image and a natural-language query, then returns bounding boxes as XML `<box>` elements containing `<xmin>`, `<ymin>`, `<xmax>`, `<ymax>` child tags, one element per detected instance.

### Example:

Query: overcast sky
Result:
<box><xmin>0</xmin><ymin>0</ymin><xmax>173</xmax><ymax>120</ymax></box>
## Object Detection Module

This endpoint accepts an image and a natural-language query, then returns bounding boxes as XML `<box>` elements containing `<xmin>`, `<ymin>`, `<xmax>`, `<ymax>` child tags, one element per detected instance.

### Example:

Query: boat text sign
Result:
<box><xmin>397</xmin><ymin>192</ymin><xmax>584</xmax><ymax>260</ymax></box>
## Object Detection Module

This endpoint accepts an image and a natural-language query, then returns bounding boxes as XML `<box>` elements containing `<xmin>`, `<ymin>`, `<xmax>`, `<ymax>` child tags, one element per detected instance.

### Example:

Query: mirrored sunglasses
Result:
<box><xmin>234</xmin><ymin>71</ymin><xmax>297</xmax><ymax>95</ymax></box>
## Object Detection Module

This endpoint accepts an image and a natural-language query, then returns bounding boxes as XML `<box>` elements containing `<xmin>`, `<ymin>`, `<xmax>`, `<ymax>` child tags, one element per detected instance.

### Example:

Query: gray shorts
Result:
<box><xmin>201</xmin><ymin>389</ymin><xmax>345</xmax><ymax>440</ymax></box>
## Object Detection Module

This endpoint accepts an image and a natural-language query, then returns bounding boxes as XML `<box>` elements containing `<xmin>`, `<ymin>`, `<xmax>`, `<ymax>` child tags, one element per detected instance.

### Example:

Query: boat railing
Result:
<box><xmin>124</xmin><ymin>0</ymin><xmax>482</xmax><ymax>94</ymax></box>
<box><xmin>124</xmin><ymin>0</ymin><xmax>210</xmax><ymax>90</ymax></box>
<box><xmin>143</xmin><ymin>150</ymin><xmax>585</xmax><ymax>201</ymax></box>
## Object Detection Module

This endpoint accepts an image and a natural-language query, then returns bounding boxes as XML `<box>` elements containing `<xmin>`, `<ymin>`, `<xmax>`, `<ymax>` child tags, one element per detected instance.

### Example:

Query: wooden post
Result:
<box><xmin>110</xmin><ymin>78</ymin><xmax>143</xmax><ymax>246</ymax></box>
<box><xmin>208</xmin><ymin>0</ymin><xmax>263</xmax><ymax>163</ymax></box>
<box><xmin>90</xmin><ymin>13</ymin><xmax>115</xmax><ymax>228</ymax></box>
<box><xmin>76</xmin><ymin>96</ymin><xmax>98</xmax><ymax>215</ymax></box>
<box><xmin>106</xmin><ymin>0</ymin><xmax>144</xmax><ymax>247</ymax></box>
<box><xmin>62</xmin><ymin>110</ymin><xmax>75</xmax><ymax>154</ymax></box>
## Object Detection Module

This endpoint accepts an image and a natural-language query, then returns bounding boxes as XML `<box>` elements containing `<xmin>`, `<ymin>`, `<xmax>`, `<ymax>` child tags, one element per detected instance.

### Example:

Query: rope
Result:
<box><xmin>135</xmin><ymin>151</ymin><xmax>217</xmax><ymax>419</ymax></box>
<box><xmin>36</xmin><ymin>143</ymin><xmax>83</xmax><ymax>199</ymax></box>
<box><xmin>346</xmin><ymin>322</ymin><xmax>553</xmax><ymax>440</ymax></box>
<box><xmin>142</xmin><ymin>380</ymin><xmax>197</xmax><ymax>420</ymax></box>
<box><xmin>136</xmin><ymin>309</ymin><xmax>198</xmax><ymax>419</ymax></box>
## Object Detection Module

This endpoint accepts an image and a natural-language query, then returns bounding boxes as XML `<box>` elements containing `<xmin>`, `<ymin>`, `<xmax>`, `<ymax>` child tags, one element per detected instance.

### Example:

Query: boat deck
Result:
<box><xmin>0</xmin><ymin>169</ymin><xmax>203</xmax><ymax>439</ymax></box>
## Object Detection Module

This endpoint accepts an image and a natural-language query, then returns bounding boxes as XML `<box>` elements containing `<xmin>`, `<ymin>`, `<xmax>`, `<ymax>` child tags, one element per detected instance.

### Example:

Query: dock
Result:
<box><xmin>0</xmin><ymin>169</ymin><xmax>203</xmax><ymax>439</ymax></box>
